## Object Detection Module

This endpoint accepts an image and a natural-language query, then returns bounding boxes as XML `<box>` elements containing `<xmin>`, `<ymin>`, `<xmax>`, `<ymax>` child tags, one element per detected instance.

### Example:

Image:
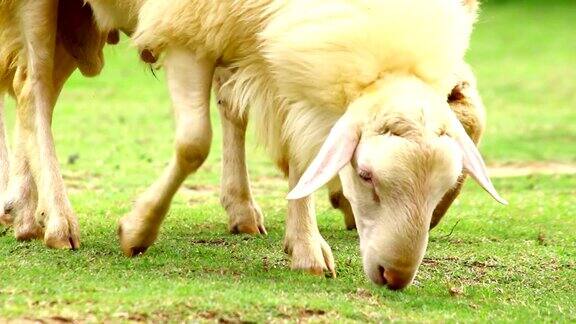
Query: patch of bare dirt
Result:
<box><xmin>2</xmin><ymin>317</ymin><xmax>76</xmax><ymax>324</ymax></box>
<box><xmin>275</xmin><ymin>306</ymin><xmax>331</xmax><ymax>322</ymax></box>
<box><xmin>488</xmin><ymin>162</ymin><xmax>576</xmax><ymax>178</ymax></box>
<box><xmin>196</xmin><ymin>310</ymin><xmax>251</xmax><ymax>323</ymax></box>
<box><xmin>179</xmin><ymin>184</ymin><xmax>219</xmax><ymax>203</ymax></box>
<box><xmin>252</xmin><ymin>176</ymin><xmax>286</xmax><ymax>195</ymax></box>
<box><xmin>62</xmin><ymin>170</ymin><xmax>102</xmax><ymax>194</ymax></box>
<box><xmin>191</xmin><ymin>238</ymin><xmax>228</xmax><ymax>246</ymax></box>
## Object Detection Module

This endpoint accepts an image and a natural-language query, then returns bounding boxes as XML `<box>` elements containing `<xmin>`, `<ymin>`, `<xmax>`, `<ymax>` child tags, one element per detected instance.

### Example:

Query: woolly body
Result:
<box><xmin>135</xmin><ymin>0</ymin><xmax>477</xmax><ymax>171</ymax></box>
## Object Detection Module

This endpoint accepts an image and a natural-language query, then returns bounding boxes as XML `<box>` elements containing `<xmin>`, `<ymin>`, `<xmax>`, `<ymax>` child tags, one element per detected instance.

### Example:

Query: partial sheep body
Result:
<box><xmin>124</xmin><ymin>0</ymin><xmax>505</xmax><ymax>290</ymax></box>
<box><xmin>84</xmin><ymin>0</ymin><xmax>502</xmax><ymax>289</ymax></box>
<box><xmin>134</xmin><ymin>0</ymin><xmax>476</xmax><ymax>170</ymax></box>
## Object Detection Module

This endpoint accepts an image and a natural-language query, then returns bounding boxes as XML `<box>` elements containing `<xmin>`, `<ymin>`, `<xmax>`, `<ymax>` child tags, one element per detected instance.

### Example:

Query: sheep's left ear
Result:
<box><xmin>449</xmin><ymin>113</ymin><xmax>508</xmax><ymax>205</ymax></box>
<box><xmin>287</xmin><ymin>117</ymin><xmax>360</xmax><ymax>200</ymax></box>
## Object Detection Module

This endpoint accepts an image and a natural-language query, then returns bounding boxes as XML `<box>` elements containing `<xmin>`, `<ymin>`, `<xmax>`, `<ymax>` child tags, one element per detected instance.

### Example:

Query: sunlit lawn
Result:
<box><xmin>1</xmin><ymin>0</ymin><xmax>574</xmax><ymax>322</ymax></box>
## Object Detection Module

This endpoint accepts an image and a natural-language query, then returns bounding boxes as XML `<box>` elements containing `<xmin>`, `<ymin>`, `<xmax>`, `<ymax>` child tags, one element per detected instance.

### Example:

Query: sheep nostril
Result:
<box><xmin>382</xmin><ymin>268</ymin><xmax>411</xmax><ymax>291</ymax></box>
<box><xmin>378</xmin><ymin>265</ymin><xmax>387</xmax><ymax>285</ymax></box>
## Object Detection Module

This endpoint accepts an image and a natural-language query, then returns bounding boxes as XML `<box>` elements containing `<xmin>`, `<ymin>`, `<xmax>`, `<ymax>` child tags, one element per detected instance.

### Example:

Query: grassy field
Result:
<box><xmin>1</xmin><ymin>1</ymin><xmax>575</xmax><ymax>322</ymax></box>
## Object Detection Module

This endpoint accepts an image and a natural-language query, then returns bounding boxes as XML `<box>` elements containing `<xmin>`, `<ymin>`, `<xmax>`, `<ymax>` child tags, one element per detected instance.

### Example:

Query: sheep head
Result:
<box><xmin>288</xmin><ymin>75</ymin><xmax>506</xmax><ymax>290</ymax></box>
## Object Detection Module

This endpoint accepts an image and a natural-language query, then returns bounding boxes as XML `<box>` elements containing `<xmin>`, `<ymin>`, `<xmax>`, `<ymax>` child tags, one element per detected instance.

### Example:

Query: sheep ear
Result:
<box><xmin>287</xmin><ymin>118</ymin><xmax>360</xmax><ymax>200</ymax></box>
<box><xmin>449</xmin><ymin>114</ymin><xmax>508</xmax><ymax>205</ymax></box>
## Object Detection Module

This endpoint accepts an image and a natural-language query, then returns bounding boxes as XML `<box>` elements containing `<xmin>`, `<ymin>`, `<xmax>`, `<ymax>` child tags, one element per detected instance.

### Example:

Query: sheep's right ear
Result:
<box><xmin>287</xmin><ymin>118</ymin><xmax>360</xmax><ymax>200</ymax></box>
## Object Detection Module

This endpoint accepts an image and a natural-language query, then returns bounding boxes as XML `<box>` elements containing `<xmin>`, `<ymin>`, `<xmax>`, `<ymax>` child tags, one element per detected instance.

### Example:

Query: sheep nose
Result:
<box><xmin>379</xmin><ymin>266</ymin><xmax>412</xmax><ymax>291</ymax></box>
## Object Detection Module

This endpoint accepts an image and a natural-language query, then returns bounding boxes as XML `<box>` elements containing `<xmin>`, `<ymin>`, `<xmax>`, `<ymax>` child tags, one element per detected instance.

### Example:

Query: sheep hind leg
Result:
<box><xmin>118</xmin><ymin>49</ymin><xmax>214</xmax><ymax>257</ymax></box>
<box><xmin>327</xmin><ymin>177</ymin><xmax>356</xmax><ymax>230</ymax></box>
<box><xmin>214</xmin><ymin>71</ymin><xmax>266</xmax><ymax>236</ymax></box>
<box><xmin>284</xmin><ymin>158</ymin><xmax>336</xmax><ymax>278</ymax></box>
<box><xmin>431</xmin><ymin>68</ymin><xmax>485</xmax><ymax>230</ymax></box>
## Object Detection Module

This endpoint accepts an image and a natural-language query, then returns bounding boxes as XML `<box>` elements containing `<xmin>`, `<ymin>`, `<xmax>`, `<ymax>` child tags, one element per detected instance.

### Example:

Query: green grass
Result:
<box><xmin>1</xmin><ymin>1</ymin><xmax>575</xmax><ymax>322</ymax></box>
<box><xmin>469</xmin><ymin>0</ymin><xmax>576</xmax><ymax>163</ymax></box>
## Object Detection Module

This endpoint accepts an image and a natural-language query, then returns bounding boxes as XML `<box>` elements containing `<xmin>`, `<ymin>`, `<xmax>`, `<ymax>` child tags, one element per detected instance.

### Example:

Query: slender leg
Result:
<box><xmin>0</xmin><ymin>95</ymin><xmax>7</xmax><ymax>193</ymax></box>
<box><xmin>3</xmin><ymin>1</ymin><xmax>105</xmax><ymax>242</ymax></box>
<box><xmin>327</xmin><ymin>177</ymin><xmax>356</xmax><ymax>230</ymax></box>
<box><xmin>430</xmin><ymin>66</ymin><xmax>485</xmax><ymax>230</ymax></box>
<box><xmin>118</xmin><ymin>48</ymin><xmax>215</xmax><ymax>257</ymax></box>
<box><xmin>8</xmin><ymin>40</ymin><xmax>78</xmax><ymax>241</ymax></box>
<box><xmin>283</xmin><ymin>158</ymin><xmax>336</xmax><ymax>277</ymax></box>
<box><xmin>13</xmin><ymin>0</ymin><xmax>80</xmax><ymax>249</ymax></box>
<box><xmin>5</xmin><ymin>93</ymin><xmax>41</xmax><ymax>240</ymax></box>
<box><xmin>213</xmin><ymin>70</ymin><xmax>266</xmax><ymax>235</ymax></box>
<box><xmin>0</xmin><ymin>94</ymin><xmax>12</xmax><ymax>226</ymax></box>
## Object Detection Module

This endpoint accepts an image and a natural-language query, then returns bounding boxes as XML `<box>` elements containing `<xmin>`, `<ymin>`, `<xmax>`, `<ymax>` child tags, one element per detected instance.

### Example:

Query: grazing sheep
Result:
<box><xmin>0</xmin><ymin>0</ymin><xmax>113</xmax><ymax>248</ymax></box>
<box><xmin>124</xmin><ymin>0</ymin><xmax>507</xmax><ymax>290</ymax></box>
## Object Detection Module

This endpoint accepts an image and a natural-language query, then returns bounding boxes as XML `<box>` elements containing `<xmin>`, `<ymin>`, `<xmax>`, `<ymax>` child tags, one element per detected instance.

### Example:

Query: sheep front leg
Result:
<box><xmin>3</xmin><ymin>104</ymin><xmax>41</xmax><ymax>240</ymax></box>
<box><xmin>213</xmin><ymin>72</ymin><xmax>266</xmax><ymax>235</ymax></box>
<box><xmin>118</xmin><ymin>49</ymin><xmax>214</xmax><ymax>257</ymax></box>
<box><xmin>283</xmin><ymin>159</ymin><xmax>336</xmax><ymax>277</ymax></box>
<box><xmin>0</xmin><ymin>95</ymin><xmax>13</xmax><ymax>226</ymax></box>
<box><xmin>327</xmin><ymin>177</ymin><xmax>356</xmax><ymax>230</ymax></box>
<box><xmin>0</xmin><ymin>96</ymin><xmax>7</xmax><ymax>194</ymax></box>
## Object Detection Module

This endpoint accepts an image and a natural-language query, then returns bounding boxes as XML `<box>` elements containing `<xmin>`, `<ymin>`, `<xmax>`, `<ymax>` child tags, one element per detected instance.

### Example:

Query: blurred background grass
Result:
<box><xmin>469</xmin><ymin>0</ymin><xmax>575</xmax><ymax>162</ymax></box>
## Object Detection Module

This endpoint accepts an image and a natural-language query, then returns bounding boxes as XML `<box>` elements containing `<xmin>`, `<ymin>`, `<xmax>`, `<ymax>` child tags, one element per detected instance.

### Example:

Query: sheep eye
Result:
<box><xmin>358</xmin><ymin>170</ymin><xmax>372</xmax><ymax>182</ymax></box>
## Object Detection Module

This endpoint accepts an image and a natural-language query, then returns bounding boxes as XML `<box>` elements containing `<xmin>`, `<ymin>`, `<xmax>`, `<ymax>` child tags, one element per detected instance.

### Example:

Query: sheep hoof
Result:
<box><xmin>2</xmin><ymin>197</ymin><xmax>43</xmax><ymax>239</ymax></box>
<box><xmin>329</xmin><ymin>191</ymin><xmax>356</xmax><ymax>230</ymax></box>
<box><xmin>0</xmin><ymin>212</ymin><xmax>14</xmax><ymax>226</ymax></box>
<box><xmin>15</xmin><ymin>222</ymin><xmax>44</xmax><ymax>241</ymax></box>
<box><xmin>230</xmin><ymin>223</ymin><xmax>260</xmax><ymax>235</ymax></box>
<box><xmin>3</xmin><ymin>199</ymin><xmax>15</xmax><ymax>215</ymax></box>
<box><xmin>285</xmin><ymin>234</ymin><xmax>336</xmax><ymax>278</ymax></box>
<box><xmin>344</xmin><ymin>217</ymin><xmax>357</xmax><ymax>231</ymax></box>
<box><xmin>117</xmin><ymin>215</ymin><xmax>158</xmax><ymax>257</ymax></box>
<box><xmin>43</xmin><ymin>211</ymin><xmax>80</xmax><ymax>250</ymax></box>
<box><xmin>128</xmin><ymin>246</ymin><xmax>149</xmax><ymax>257</ymax></box>
<box><xmin>227</xmin><ymin>201</ymin><xmax>267</xmax><ymax>235</ymax></box>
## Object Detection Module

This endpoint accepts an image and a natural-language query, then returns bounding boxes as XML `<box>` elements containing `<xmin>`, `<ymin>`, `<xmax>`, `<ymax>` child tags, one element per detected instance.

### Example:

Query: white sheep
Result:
<box><xmin>84</xmin><ymin>0</ymin><xmax>504</xmax><ymax>289</ymax></box>
<box><xmin>0</xmin><ymin>0</ymin><xmax>114</xmax><ymax>248</ymax></box>
<box><xmin>114</xmin><ymin>0</ymin><xmax>507</xmax><ymax>289</ymax></box>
